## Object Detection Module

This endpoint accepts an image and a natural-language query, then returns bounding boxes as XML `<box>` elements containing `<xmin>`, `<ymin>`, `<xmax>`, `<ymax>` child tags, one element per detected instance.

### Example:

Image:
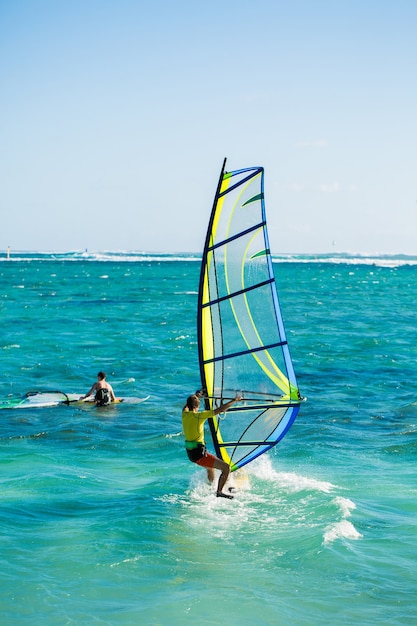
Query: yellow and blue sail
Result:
<box><xmin>197</xmin><ymin>159</ymin><xmax>303</xmax><ymax>471</ymax></box>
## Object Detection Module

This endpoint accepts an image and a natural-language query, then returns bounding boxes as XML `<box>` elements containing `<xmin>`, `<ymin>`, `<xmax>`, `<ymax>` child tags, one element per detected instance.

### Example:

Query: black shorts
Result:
<box><xmin>186</xmin><ymin>444</ymin><xmax>206</xmax><ymax>462</ymax></box>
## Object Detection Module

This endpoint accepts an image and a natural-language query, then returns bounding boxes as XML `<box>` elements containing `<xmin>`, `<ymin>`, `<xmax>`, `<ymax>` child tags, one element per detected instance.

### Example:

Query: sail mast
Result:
<box><xmin>197</xmin><ymin>158</ymin><xmax>227</xmax><ymax>411</ymax></box>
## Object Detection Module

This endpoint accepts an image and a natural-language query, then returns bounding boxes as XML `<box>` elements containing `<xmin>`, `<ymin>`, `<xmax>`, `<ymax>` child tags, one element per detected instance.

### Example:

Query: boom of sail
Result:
<box><xmin>197</xmin><ymin>159</ymin><xmax>303</xmax><ymax>471</ymax></box>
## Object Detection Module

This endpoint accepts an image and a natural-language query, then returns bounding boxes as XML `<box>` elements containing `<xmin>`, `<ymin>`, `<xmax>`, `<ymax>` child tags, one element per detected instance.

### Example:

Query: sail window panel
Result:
<box><xmin>205</xmin><ymin>260</ymin><xmax>273</xmax><ymax>310</ymax></box>
<box><xmin>214</xmin><ymin>286</ymin><xmax>284</xmax><ymax>353</ymax></box>
<box><xmin>212</xmin><ymin>174</ymin><xmax>264</xmax><ymax>247</ymax></box>
<box><xmin>211</xmin><ymin>200</ymin><xmax>262</xmax><ymax>247</ymax></box>
<box><xmin>240</xmin><ymin>284</ymin><xmax>284</xmax><ymax>343</ymax></box>
<box><xmin>219</xmin><ymin>407</ymin><xmax>289</xmax><ymax>444</ymax></box>
<box><xmin>211</xmin><ymin>342</ymin><xmax>290</xmax><ymax>396</ymax></box>
<box><xmin>217</xmin><ymin>406</ymin><xmax>299</xmax><ymax>467</ymax></box>
<box><xmin>216</xmin><ymin>406</ymin><xmax>296</xmax><ymax>468</ymax></box>
<box><xmin>211</xmin><ymin>346</ymin><xmax>290</xmax><ymax>399</ymax></box>
<box><xmin>207</xmin><ymin>238</ymin><xmax>271</xmax><ymax>301</ymax></box>
<box><xmin>213</xmin><ymin>294</ymin><xmax>265</xmax><ymax>355</ymax></box>
<box><xmin>222</xmin><ymin>444</ymin><xmax>268</xmax><ymax>468</ymax></box>
<box><xmin>207</xmin><ymin>289</ymin><xmax>291</xmax><ymax>398</ymax></box>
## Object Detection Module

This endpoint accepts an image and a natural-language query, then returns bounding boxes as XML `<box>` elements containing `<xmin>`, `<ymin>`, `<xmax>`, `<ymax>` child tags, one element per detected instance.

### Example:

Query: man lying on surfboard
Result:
<box><xmin>79</xmin><ymin>371</ymin><xmax>121</xmax><ymax>406</ymax></box>
<box><xmin>182</xmin><ymin>393</ymin><xmax>241</xmax><ymax>499</ymax></box>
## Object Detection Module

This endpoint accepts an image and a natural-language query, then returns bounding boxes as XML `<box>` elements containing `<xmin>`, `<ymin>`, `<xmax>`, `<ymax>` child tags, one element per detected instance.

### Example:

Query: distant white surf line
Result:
<box><xmin>4</xmin><ymin>251</ymin><xmax>417</xmax><ymax>267</ymax></box>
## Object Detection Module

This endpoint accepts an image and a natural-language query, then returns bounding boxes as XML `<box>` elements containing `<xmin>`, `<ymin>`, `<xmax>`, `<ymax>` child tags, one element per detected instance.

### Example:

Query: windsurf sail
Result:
<box><xmin>0</xmin><ymin>391</ymin><xmax>77</xmax><ymax>409</ymax></box>
<box><xmin>197</xmin><ymin>159</ymin><xmax>303</xmax><ymax>472</ymax></box>
<box><xmin>0</xmin><ymin>391</ymin><xmax>150</xmax><ymax>409</ymax></box>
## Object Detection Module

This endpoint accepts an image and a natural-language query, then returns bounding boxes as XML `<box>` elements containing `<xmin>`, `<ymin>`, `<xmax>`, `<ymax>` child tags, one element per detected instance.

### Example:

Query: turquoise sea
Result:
<box><xmin>1</xmin><ymin>251</ymin><xmax>416</xmax><ymax>625</ymax></box>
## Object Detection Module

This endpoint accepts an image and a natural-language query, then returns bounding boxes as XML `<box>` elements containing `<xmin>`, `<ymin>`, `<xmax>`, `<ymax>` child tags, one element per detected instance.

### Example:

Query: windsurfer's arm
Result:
<box><xmin>213</xmin><ymin>395</ymin><xmax>241</xmax><ymax>415</ymax></box>
<box><xmin>79</xmin><ymin>383</ymin><xmax>97</xmax><ymax>401</ymax></box>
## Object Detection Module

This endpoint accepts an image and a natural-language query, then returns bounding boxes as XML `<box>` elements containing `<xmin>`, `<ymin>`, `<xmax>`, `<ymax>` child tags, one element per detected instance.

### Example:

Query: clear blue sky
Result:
<box><xmin>1</xmin><ymin>0</ymin><xmax>416</xmax><ymax>254</ymax></box>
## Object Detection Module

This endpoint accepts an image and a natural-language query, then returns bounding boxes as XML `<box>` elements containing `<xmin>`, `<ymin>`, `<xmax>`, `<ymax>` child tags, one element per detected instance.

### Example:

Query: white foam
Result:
<box><xmin>249</xmin><ymin>456</ymin><xmax>335</xmax><ymax>493</ymax></box>
<box><xmin>321</xmin><ymin>496</ymin><xmax>361</xmax><ymax>544</ymax></box>
<box><xmin>184</xmin><ymin>457</ymin><xmax>362</xmax><ymax>545</ymax></box>
<box><xmin>323</xmin><ymin>520</ymin><xmax>362</xmax><ymax>544</ymax></box>
<box><xmin>334</xmin><ymin>496</ymin><xmax>356</xmax><ymax>518</ymax></box>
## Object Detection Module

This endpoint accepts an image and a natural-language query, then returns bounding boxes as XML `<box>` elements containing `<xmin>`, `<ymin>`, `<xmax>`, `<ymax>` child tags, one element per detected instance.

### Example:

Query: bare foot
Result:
<box><xmin>216</xmin><ymin>492</ymin><xmax>234</xmax><ymax>500</ymax></box>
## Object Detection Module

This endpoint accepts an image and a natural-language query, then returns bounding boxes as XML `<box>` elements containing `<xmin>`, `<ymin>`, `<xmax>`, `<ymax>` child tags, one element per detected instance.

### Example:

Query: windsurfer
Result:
<box><xmin>182</xmin><ymin>393</ymin><xmax>241</xmax><ymax>499</ymax></box>
<box><xmin>80</xmin><ymin>371</ymin><xmax>119</xmax><ymax>406</ymax></box>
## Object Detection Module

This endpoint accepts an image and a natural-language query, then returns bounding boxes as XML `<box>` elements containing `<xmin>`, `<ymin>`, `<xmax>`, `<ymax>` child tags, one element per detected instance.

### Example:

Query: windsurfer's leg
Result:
<box><xmin>212</xmin><ymin>458</ymin><xmax>231</xmax><ymax>496</ymax></box>
<box><xmin>196</xmin><ymin>453</ymin><xmax>232</xmax><ymax>498</ymax></box>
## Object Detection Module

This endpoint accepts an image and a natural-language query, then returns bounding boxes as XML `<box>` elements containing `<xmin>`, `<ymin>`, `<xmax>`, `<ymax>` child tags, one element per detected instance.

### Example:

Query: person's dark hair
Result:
<box><xmin>98</xmin><ymin>371</ymin><xmax>106</xmax><ymax>380</ymax></box>
<box><xmin>184</xmin><ymin>394</ymin><xmax>199</xmax><ymax>411</ymax></box>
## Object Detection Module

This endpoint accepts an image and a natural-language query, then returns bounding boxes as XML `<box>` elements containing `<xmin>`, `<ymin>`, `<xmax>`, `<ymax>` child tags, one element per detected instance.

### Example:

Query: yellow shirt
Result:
<box><xmin>182</xmin><ymin>409</ymin><xmax>214</xmax><ymax>448</ymax></box>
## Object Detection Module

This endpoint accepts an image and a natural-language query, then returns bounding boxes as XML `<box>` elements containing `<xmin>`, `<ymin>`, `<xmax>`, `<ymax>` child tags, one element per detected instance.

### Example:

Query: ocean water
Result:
<box><xmin>1</xmin><ymin>251</ymin><xmax>416</xmax><ymax>625</ymax></box>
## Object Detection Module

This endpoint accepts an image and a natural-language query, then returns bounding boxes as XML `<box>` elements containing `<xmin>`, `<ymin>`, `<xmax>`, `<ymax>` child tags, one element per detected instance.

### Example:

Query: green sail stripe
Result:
<box><xmin>250</xmin><ymin>249</ymin><xmax>269</xmax><ymax>259</ymax></box>
<box><xmin>242</xmin><ymin>193</ymin><xmax>263</xmax><ymax>207</ymax></box>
